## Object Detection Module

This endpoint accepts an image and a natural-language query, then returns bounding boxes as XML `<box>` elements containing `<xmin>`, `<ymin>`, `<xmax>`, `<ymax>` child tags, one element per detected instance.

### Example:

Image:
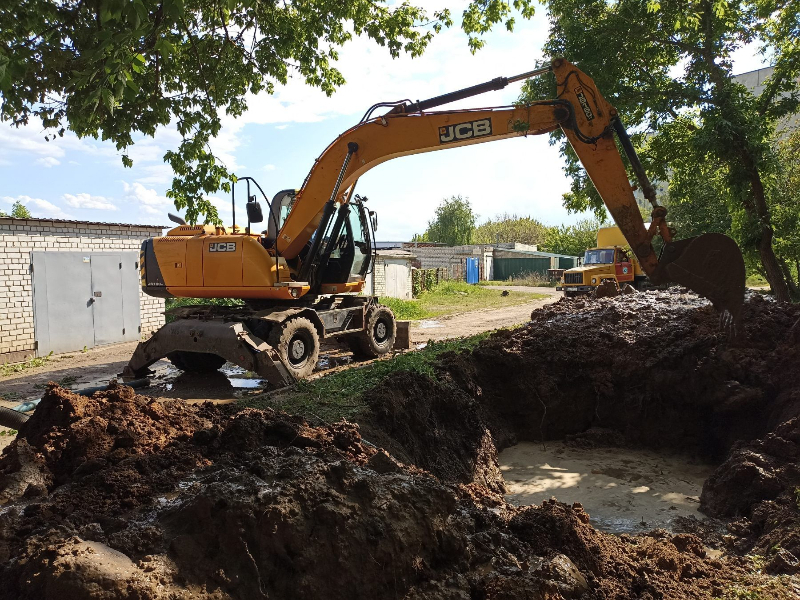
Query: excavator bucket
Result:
<box><xmin>661</xmin><ymin>233</ymin><xmax>746</xmax><ymax>330</ymax></box>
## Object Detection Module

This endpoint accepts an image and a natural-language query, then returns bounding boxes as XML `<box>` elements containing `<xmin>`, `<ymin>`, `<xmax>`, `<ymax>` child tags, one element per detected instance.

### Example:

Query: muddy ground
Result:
<box><xmin>1</xmin><ymin>289</ymin><xmax>799</xmax><ymax>598</ymax></box>
<box><xmin>0</xmin><ymin>286</ymin><xmax>556</xmax><ymax>406</ymax></box>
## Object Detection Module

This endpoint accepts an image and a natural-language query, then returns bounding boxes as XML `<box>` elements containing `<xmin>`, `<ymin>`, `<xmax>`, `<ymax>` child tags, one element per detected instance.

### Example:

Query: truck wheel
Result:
<box><xmin>167</xmin><ymin>351</ymin><xmax>227</xmax><ymax>373</ymax></box>
<box><xmin>348</xmin><ymin>306</ymin><xmax>396</xmax><ymax>358</ymax></box>
<box><xmin>268</xmin><ymin>317</ymin><xmax>320</xmax><ymax>380</ymax></box>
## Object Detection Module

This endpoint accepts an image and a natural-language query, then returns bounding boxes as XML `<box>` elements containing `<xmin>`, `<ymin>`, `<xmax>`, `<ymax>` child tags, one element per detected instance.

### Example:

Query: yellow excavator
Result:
<box><xmin>124</xmin><ymin>58</ymin><xmax>746</xmax><ymax>386</ymax></box>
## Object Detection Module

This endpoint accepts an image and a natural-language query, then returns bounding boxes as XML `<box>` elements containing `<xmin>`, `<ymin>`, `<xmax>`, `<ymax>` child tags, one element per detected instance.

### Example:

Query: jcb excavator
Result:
<box><xmin>124</xmin><ymin>58</ymin><xmax>746</xmax><ymax>386</ymax></box>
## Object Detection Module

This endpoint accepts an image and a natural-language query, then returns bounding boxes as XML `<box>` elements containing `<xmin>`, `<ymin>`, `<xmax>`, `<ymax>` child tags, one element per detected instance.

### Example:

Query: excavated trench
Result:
<box><xmin>0</xmin><ymin>290</ymin><xmax>799</xmax><ymax>599</ymax></box>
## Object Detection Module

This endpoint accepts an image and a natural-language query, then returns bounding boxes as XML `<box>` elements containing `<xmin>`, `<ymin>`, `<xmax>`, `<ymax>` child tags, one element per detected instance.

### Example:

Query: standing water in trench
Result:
<box><xmin>499</xmin><ymin>442</ymin><xmax>715</xmax><ymax>534</ymax></box>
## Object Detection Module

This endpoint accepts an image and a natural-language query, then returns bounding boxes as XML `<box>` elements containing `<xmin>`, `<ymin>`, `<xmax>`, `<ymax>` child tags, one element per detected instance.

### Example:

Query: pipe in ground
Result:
<box><xmin>0</xmin><ymin>406</ymin><xmax>29</xmax><ymax>429</ymax></box>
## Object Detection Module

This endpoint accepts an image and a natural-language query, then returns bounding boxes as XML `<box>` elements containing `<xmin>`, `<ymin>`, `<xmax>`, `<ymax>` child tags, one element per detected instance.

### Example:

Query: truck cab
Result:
<box><xmin>556</xmin><ymin>226</ymin><xmax>647</xmax><ymax>296</ymax></box>
<box><xmin>557</xmin><ymin>246</ymin><xmax>644</xmax><ymax>296</ymax></box>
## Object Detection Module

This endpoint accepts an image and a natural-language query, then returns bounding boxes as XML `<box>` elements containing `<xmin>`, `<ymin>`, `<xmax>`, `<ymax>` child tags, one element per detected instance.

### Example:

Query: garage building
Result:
<box><xmin>0</xmin><ymin>217</ymin><xmax>166</xmax><ymax>365</ymax></box>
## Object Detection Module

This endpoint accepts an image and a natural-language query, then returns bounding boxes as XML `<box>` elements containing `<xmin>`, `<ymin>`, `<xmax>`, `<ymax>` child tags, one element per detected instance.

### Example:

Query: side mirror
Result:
<box><xmin>246</xmin><ymin>201</ymin><xmax>264</xmax><ymax>224</ymax></box>
<box><xmin>369</xmin><ymin>210</ymin><xmax>378</xmax><ymax>232</ymax></box>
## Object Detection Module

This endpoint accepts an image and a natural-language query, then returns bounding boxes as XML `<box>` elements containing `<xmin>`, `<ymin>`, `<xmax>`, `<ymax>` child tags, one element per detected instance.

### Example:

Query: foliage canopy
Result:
<box><xmin>521</xmin><ymin>0</ymin><xmax>800</xmax><ymax>300</ymax></box>
<box><xmin>0</xmin><ymin>0</ymin><xmax>535</xmax><ymax>224</ymax></box>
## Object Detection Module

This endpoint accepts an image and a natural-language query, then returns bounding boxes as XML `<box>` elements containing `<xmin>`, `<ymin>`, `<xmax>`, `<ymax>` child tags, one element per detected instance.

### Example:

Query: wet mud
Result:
<box><xmin>0</xmin><ymin>289</ymin><xmax>798</xmax><ymax>598</ymax></box>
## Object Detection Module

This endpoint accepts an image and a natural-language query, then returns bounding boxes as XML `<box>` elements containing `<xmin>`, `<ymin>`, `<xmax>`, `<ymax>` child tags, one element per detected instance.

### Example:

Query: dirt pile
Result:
<box><xmin>363</xmin><ymin>291</ymin><xmax>800</xmax><ymax>481</ymax></box>
<box><xmin>1</xmin><ymin>290</ymin><xmax>798</xmax><ymax>598</ymax></box>
<box><xmin>0</xmin><ymin>383</ymin><xmax>780</xmax><ymax>599</ymax></box>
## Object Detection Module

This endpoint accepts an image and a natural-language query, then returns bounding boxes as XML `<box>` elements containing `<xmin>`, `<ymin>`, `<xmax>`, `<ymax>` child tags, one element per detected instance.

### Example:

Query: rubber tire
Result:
<box><xmin>167</xmin><ymin>351</ymin><xmax>227</xmax><ymax>373</ymax></box>
<box><xmin>348</xmin><ymin>306</ymin><xmax>396</xmax><ymax>359</ymax></box>
<box><xmin>268</xmin><ymin>317</ymin><xmax>320</xmax><ymax>380</ymax></box>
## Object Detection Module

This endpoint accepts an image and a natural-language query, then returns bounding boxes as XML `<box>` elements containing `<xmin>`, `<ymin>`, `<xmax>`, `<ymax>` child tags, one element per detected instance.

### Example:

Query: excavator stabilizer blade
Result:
<box><xmin>663</xmin><ymin>233</ymin><xmax>746</xmax><ymax>326</ymax></box>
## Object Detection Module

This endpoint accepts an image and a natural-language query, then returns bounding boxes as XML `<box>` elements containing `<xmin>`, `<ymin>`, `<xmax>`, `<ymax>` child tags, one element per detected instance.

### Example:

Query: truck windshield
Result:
<box><xmin>584</xmin><ymin>249</ymin><xmax>615</xmax><ymax>264</ymax></box>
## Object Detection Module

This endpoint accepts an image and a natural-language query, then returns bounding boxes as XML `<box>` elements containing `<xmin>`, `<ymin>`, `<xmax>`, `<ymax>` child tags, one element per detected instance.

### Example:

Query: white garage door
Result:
<box><xmin>384</xmin><ymin>260</ymin><xmax>411</xmax><ymax>299</ymax></box>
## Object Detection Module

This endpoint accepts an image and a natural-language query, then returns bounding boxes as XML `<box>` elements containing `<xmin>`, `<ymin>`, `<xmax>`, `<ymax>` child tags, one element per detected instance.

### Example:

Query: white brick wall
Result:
<box><xmin>0</xmin><ymin>218</ymin><xmax>165</xmax><ymax>358</ymax></box>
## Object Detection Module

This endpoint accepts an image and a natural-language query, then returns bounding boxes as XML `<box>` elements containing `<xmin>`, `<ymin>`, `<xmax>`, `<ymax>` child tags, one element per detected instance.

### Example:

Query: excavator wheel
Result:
<box><xmin>167</xmin><ymin>351</ymin><xmax>227</xmax><ymax>373</ymax></box>
<box><xmin>348</xmin><ymin>306</ymin><xmax>396</xmax><ymax>359</ymax></box>
<box><xmin>268</xmin><ymin>317</ymin><xmax>320</xmax><ymax>380</ymax></box>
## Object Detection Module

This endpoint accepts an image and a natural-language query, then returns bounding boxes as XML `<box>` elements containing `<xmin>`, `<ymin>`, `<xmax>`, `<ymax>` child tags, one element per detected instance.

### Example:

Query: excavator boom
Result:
<box><xmin>277</xmin><ymin>58</ymin><xmax>745</xmax><ymax>322</ymax></box>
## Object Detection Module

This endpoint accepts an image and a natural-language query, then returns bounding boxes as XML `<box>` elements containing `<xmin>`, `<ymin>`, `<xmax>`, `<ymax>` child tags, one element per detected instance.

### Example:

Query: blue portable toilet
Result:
<box><xmin>465</xmin><ymin>257</ymin><xmax>479</xmax><ymax>284</ymax></box>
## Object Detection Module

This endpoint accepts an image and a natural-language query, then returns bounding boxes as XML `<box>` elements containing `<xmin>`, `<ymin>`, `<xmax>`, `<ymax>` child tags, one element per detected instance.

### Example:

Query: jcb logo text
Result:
<box><xmin>574</xmin><ymin>87</ymin><xmax>595</xmax><ymax>121</ymax></box>
<box><xmin>209</xmin><ymin>242</ymin><xmax>236</xmax><ymax>252</ymax></box>
<box><xmin>438</xmin><ymin>119</ymin><xmax>492</xmax><ymax>144</ymax></box>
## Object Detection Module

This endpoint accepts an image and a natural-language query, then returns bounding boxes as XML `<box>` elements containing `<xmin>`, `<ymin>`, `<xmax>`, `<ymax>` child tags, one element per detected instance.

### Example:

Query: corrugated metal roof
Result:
<box><xmin>0</xmin><ymin>216</ymin><xmax>167</xmax><ymax>229</ymax></box>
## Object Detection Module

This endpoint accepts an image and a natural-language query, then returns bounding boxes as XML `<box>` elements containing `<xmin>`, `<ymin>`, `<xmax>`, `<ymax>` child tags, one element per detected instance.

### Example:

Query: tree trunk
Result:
<box><xmin>781</xmin><ymin>259</ymin><xmax>800</xmax><ymax>300</ymax></box>
<box><xmin>739</xmin><ymin>148</ymin><xmax>791</xmax><ymax>302</ymax></box>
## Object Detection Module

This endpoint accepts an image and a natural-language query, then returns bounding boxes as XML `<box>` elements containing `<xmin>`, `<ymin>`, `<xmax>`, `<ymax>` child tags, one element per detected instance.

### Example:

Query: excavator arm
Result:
<box><xmin>276</xmin><ymin>58</ymin><xmax>745</xmax><ymax>321</ymax></box>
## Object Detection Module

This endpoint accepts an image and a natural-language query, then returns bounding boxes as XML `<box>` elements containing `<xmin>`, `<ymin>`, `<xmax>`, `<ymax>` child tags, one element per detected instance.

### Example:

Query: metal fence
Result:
<box><xmin>493</xmin><ymin>257</ymin><xmax>551</xmax><ymax>281</ymax></box>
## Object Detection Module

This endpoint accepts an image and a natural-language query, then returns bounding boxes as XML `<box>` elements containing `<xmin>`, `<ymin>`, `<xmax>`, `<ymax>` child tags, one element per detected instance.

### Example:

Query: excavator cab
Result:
<box><xmin>311</xmin><ymin>197</ymin><xmax>375</xmax><ymax>291</ymax></box>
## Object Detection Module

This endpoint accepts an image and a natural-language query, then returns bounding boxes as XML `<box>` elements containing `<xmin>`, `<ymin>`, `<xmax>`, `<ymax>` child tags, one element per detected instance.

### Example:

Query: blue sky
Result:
<box><xmin>0</xmin><ymin>4</ymin><xmax>769</xmax><ymax>240</ymax></box>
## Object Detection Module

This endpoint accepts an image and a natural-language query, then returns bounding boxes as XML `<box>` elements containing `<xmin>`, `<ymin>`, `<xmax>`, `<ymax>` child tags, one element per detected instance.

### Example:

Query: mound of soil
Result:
<box><xmin>0</xmin><ymin>383</ymin><xmax>779</xmax><ymax>600</ymax></box>
<box><xmin>1</xmin><ymin>290</ymin><xmax>798</xmax><ymax>598</ymax></box>
<box><xmin>362</xmin><ymin>291</ymin><xmax>800</xmax><ymax>483</ymax></box>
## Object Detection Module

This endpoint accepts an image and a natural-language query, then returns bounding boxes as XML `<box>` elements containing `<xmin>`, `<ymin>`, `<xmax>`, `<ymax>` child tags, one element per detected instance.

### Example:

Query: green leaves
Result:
<box><xmin>417</xmin><ymin>196</ymin><xmax>478</xmax><ymax>246</ymax></box>
<box><xmin>1</xmin><ymin>0</ymin><xmax>535</xmax><ymax>224</ymax></box>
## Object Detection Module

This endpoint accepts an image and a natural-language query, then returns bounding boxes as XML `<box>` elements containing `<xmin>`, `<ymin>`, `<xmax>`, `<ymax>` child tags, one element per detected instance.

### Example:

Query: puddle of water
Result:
<box><xmin>315</xmin><ymin>354</ymin><xmax>354</xmax><ymax>371</ymax></box>
<box><xmin>499</xmin><ymin>442</ymin><xmax>714</xmax><ymax>535</ymax></box>
<box><xmin>227</xmin><ymin>378</ymin><xmax>264</xmax><ymax>389</ymax></box>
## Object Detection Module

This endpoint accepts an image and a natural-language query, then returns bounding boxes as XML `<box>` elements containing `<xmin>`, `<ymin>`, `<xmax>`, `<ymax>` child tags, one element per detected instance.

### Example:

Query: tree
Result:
<box><xmin>522</xmin><ymin>0</ymin><xmax>800</xmax><ymax>301</ymax></box>
<box><xmin>770</xmin><ymin>128</ymin><xmax>800</xmax><ymax>298</ymax></box>
<box><xmin>473</xmin><ymin>213</ymin><xmax>548</xmax><ymax>245</ymax></box>
<box><xmin>1</xmin><ymin>0</ymin><xmax>535</xmax><ymax>224</ymax></box>
<box><xmin>541</xmin><ymin>219</ymin><xmax>601</xmax><ymax>256</ymax></box>
<box><xmin>9</xmin><ymin>200</ymin><xmax>32</xmax><ymax>219</ymax></box>
<box><xmin>416</xmin><ymin>196</ymin><xmax>477</xmax><ymax>246</ymax></box>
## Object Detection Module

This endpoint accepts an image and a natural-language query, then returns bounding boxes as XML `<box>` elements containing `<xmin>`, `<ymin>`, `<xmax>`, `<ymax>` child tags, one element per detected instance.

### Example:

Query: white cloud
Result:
<box><xmin>36</xmin><ymin>157</ymin><xmax>60</xmax><ymax>168</ymax></box>
<box><xmin>63</xmin><ymin>193</ymin><xmax>117</xmax><ymax>210</ymax></box>
<box><xmin>263</xmin><ymin>164</ymin><xmax>276</xmax><ymax>171</ymax></box>
<box><xmin>122</xmin><ymin>181</ymin><xmax>172</xmax><ymax>216</ymax></box>
<box><xmin>2</xmin><ymin>195</ymin><xmax>73</xmax><ymax>219</ymax></box>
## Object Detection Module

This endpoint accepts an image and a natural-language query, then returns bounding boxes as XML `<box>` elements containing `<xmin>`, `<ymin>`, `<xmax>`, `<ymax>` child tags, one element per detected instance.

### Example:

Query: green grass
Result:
<box><xmin>0</xmin><ymin>352</ymin><xmax>53</xmax><ymax>377</ymax></box>
<box><xmin>0</xmin><ymin>429</ymin><xmax>17</xmax><ymax>436</ymax></box>
<box><xmin>746</xmin><ymin>273</ymin><xmax>769</xmax><ymax>288</ymax></box>
<box><xmin>382</xmin><ymin>280</ymin><xmax>547</xmax><ymax>321</ymax></box>
<box><xmin>379</xmin><ymin>297</ymin><xmax>430</xmax><ymax>320</ymax></box>
<box><xmin>238</xmin><ymin>332</ymin><xmax>494</xmax><ymax>423</ymax></box>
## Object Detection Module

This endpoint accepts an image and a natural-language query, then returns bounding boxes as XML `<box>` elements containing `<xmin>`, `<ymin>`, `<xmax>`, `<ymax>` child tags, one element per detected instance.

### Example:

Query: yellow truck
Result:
<box><xmin>557</xmin><ymin>226</ymin><xmax>647</xmax><ymax>296</ymax></box>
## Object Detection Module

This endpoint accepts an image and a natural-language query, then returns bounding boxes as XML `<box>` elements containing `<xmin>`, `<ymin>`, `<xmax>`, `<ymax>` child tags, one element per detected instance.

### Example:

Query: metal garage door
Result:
<box><xmin>384</xmin><ymin>260</ymin><xmax>411</xmax><ymax>299</ymax></box>
<box><xmin>32</xmin><ymin>252</ymin><xmax>141</xmax><ymax>355</ymax></box>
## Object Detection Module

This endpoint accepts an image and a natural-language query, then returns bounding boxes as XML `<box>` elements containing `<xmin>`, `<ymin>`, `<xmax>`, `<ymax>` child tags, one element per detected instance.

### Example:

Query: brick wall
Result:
<box><xmin>0</xmin><ymin>218</ymin><xmax>165</xmax><ymax>361</ymax></box>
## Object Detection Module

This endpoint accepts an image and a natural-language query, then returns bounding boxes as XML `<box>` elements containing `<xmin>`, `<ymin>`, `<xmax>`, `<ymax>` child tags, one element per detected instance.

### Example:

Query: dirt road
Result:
<box><xmin>411</xmin><ymin>286</ymin><xmax>557</xmax><ymax>344</ymax></box>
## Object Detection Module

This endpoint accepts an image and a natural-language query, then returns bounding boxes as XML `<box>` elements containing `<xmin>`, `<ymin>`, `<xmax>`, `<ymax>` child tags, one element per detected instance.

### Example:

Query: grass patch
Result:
<box><xmin>379</xmin><ymin>297</ymin><xmax>430</xmax><ymax>320</ymax></box>
<box><xmin>383</xmin><ymin>280</ymin><xmax>547</xmax><ymax>321</ymax></box>
<box><xmin>238</xmin><ymin>332</ymin><xmax>494</xmax><ymax>423</ymax></box>
<box><xmin>0</xmin><ymin>429</ymin><xmax>17</xmax><ymax>436</ymax></box>
<box><xmin>746</xmin><ymin>274</ymin><xmax>769</xmax><ymax>288</ymax></box>
<box><xmin>0</xmin><ymin>352</ymin><xmax>53</xmax><ymax>377</ymax></box>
